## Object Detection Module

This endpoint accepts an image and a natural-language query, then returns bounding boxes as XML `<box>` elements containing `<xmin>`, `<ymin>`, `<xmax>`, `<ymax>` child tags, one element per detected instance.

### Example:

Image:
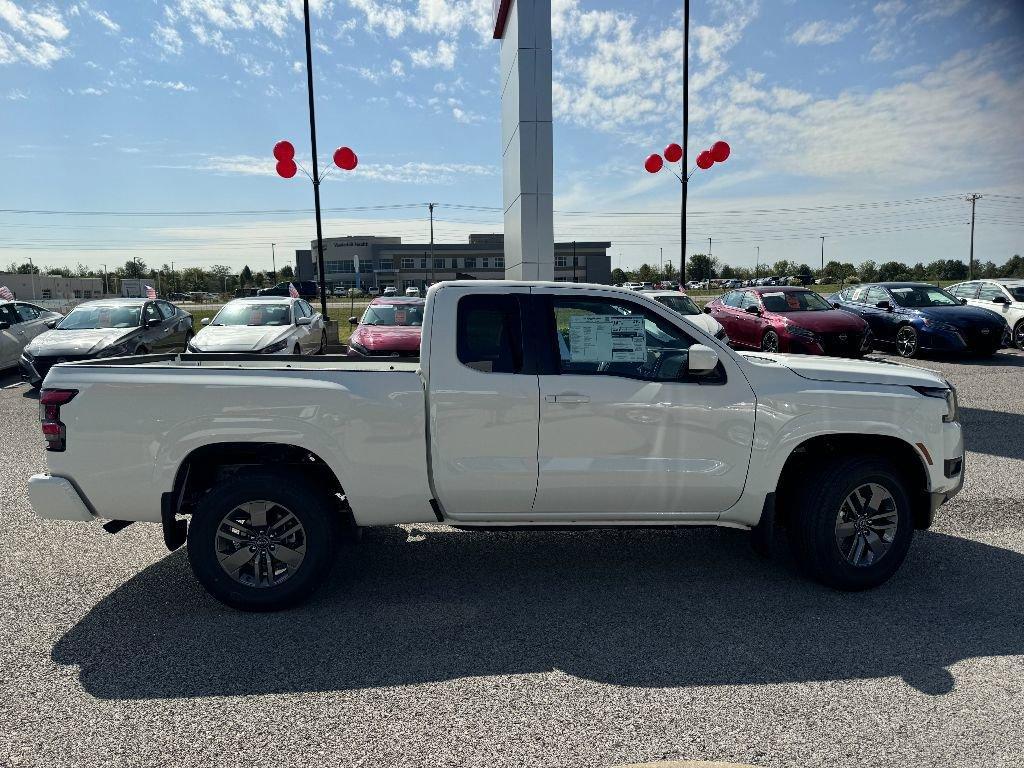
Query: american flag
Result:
<box><xmin>288</xmin><ymin>282</ymin><xmax>299</xmax><ymax>298</ymax></box>
<box><xmin>145</xmin><ymin>284</ymin><xmax>157</xmax><ymax>299</ymax></box>
<box><xmin>0</xmin><ymin>285</ymin><xmax>14</xmax><ymax>301</ymax></box>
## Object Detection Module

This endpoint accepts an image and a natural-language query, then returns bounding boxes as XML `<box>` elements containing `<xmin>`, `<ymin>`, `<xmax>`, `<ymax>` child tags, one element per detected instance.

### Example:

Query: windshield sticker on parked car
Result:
<box><xmin>569</xmin><ymin>315</ymin><xmax>647</xmax><ymax>363</ymax></box>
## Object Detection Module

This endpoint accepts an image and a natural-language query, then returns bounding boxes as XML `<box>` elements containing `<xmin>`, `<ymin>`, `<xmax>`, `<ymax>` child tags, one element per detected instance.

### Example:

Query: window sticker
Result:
<box><xmin>569</xmin><ymin>315</ymin><xmax>647</xmax><ymax>363</ymax></box>
<box><xmin>249</xmin><ymin>309</ymin><xmax>263</xmax><ymax>324</ymax></box>
<box><xmin>394</xmin><ymin>308</ymin><xmax>407</xmax><ymax>325</ymax></box>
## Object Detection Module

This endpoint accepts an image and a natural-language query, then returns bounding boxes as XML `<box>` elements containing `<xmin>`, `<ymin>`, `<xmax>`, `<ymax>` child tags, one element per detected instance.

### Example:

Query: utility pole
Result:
<box><xmin>28</xmin><ymin>257</ymin><xmax>36</xmax><ymax>299</ymax></box>
<box><xmin>271</xmin><ymin>243</ymin><xmax>276</xmax><ymax>281</ymax></box>
<box><xmin>966</xmin><ymin>193</ymin><xmax>982</xmax><ymax>280</ymax></box>
<box><xmin>573</xmin><ymin>240</ymin><xmax>578</xmax><ymax>282</ymax></box>
<box><xmin>302</xmin><ymin>0</ymin><xmax>328</xmax><ymax>317</ymax></box>
<box><xmin>102</xmin><ymin>264</ymin><xmax>108</xmax><ymax>296</ymax></box>
<box><xmin>708</xmin><ymin>236</ymin><xmax>712</xmax><ymax>260</ymax></box>
<box><xmin>659</xmin><ymin>246</ymin><xmax>663</xmax><ymax>277</ymax></box>
<box><xmin>428</xmin><ymin>203</ymin><xmax>436</xmax><ymax>284</ymax></box>
<box><xmin>169</xmin><ymin>261</ymin><xmax>174</xmax><ymax>294</ymax></box>
<box><xmin>681</xmin><ymin>0</ymin><xmax>689</xmax><ymax>285</ymax></box>
<box><xmin>755</xmin><ymin>246</ymin><xmax>760</xmax><ymax>280</ymax></box>
<box><xmin>820</xmin><ymin>235</ymin><xmax>825</xmax><ymax>276</ymax></box>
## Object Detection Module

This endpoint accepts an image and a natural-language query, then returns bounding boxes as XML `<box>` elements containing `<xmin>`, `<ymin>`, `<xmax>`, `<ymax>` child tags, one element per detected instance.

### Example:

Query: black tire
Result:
<box><xmin>1013</xmin><ymin>320</ymin><xmax>1024</xmax><ymax>351</ymax></box>
<box><xmin>183</xmin><ymin>331</ymin><xmax>194</xmax><ymax>351</ymax></box>
<box><xmin>293</xmin><ymin>343</ymin><xmax>302</xmax><ymax>356</ymax></box>
<box><xmin>761</xmin><ymin>330</ymin><xmax>780</xmax><ymax>353</ymax></box>
<box><xmin>895</xmin><ymin>325</ymin><xmax>919</xmax><ymax>358</ymax></box>
<box><xmin>787</xmin><ymin>456</ymin><xmax>914</xmax><ymax>591</ymax></box>
<box><xmin>186</xmin><ymin>470</ymin><xmax>338</xmax><ymax>611</ymax></box>
<box><xmin>135</xmin><ymin>345</ymin><xmax>150</xmax><ymax>355</ymax></box>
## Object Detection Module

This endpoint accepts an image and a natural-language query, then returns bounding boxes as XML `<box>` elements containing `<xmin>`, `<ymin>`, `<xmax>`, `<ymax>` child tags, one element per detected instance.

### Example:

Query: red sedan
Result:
<box><xmin>705</xmin><ymin>286</ymin><xmax>872</xmax><ymax>356</ymax></box>
<box><xmin>346</xmin><ymin>296</ymin><xmax>424</xmax><ymax>358</ymax></box>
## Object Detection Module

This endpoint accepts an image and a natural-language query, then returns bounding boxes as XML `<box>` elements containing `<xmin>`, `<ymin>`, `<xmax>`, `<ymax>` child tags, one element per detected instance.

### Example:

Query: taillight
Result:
<box><xmin>39</xmin><ymin>389</ymin><xmax>77</xmax><ymax>452</ymax></box>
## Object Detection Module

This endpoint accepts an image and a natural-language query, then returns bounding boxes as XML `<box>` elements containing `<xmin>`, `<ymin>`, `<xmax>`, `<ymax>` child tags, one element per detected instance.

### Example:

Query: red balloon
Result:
<box><xmin>710</xmin><ymin>140</ymin><xmax>731</xmax><ymax>163</ymax></box>
<box><xmin>334</xmin><ymin>146</ymin><xmax>358</xmax><ymax>171</ymax></box>
<box><xmin>644</xmin><ymin>153</ymin><xmax>664</xmax><ymax>174</ymax></box>
<box><xmin>273</xmin><ymin>140</ymin><xmax>295</xmax><ymax>162</ymax></box>
<box><xmin>276</xmin><ymin>159</ymin><xmax>297</xmax><ymax>178</ymax></box>
<box><xmin>663</xmin><ymin>143</ymin><xmax>683</xmax><ymax>163</ymax></box>
<box><xmin>695</xmin><ymin>151</ymin><xmax>714</xmax><ymax>170</ymax></box>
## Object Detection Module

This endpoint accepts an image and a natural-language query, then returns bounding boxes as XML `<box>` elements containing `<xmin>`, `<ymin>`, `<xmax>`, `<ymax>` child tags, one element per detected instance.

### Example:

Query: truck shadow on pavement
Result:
<box><xmin>959</xmin><ymin>407</ymin><xmax>1024</xmax><ymax>460</ymax></box>
<box><xmin>53</xmin><ymin>525</ymin><xmax>1024</xmax><ymax>700</ymax></box>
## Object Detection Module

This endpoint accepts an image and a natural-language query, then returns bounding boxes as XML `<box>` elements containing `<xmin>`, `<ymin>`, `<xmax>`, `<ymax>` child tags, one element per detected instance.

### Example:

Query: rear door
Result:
<box><xmin>141</xmin><ymin>302</ymin><xmax>171</xmax><ymax>352</ymax></box>
<box><xmin>426</xmin><ymin>286</ymin><xmax>539</xmax><ymax>519</ymax></box>
<box><xmin>156</xmin><ymin>301</ymin><xmax>187</xmax><ymax>350</ymax></box>
<box><xmin>0</xmin><ymin>304</ymin><xmax>20</xmax><ymax>368</ymax></box>
<box><xmin>532</xmin><ymin>288</ymin><xmax>755</xmax><ymax>519</ymax></box>
<box><xmin>734</xmin><ymin>291</ymin><xmax>767</xmax><ymax>349</ymax></box>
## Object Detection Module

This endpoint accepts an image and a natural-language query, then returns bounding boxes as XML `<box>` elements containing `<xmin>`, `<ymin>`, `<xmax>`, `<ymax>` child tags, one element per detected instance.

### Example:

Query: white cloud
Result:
<box><xmin>167</xmin><ymin>0</ymin><xmax>329</xmax><ymax>37</ymax></box>
<box><xmin>389</xmin><ymin>58</ymin><xmax>404</xmax><ymax>77</ymax></box>
<box><xmin>788</xmin><ymin>17</ymin><xmax>859</xmax><ymax>46</ymax></box>
<box><xmin>0</xmin><ymin>0</ymin><xmax>69</xmax><ymax>67</ymax></box>
<box><xmin>6</xmin><ymin>86</ymin><xmax>27</xmax><ymax>99</ymax></box>
<box><xmin>410</xmin><ymin>38</ymin><xmax>456</xmax><ymax>70</ymax></box>
<box><xmin>89</xmin><ymin>8</ymin><xmax>119</xmax><ymax>33</ymax></box>
<box><xmin>291</xmin><ymin>59</ymin><xmax>303</xmax><ymax>73</ymax></box>
<box><xmin>913</xmin><ymin>0</ymin><xmax>969</xmax><ymax>23</ymax></box>
<box><xmin>152</xmin><ymin>23</ymin><xmax>183</xmax><ymax>56</ymax></box>
<box><xmin>346</xmin><ymin>0</ymin><xmax>492</xmax><ymax>40</ymax></box>
<box><xmin>80</xmin><ymin>87</ymin><xmax>105</xmax><ymax>95</ymax></box>
<box><xmin>868</xmin><ymin>0</ymin><xmax>907</xmax><ymax>61</ymax></box>
<box><xmin>143</xmin><ymin>79</ymin><xmax>196</xmax><ymax>92</ymax></box>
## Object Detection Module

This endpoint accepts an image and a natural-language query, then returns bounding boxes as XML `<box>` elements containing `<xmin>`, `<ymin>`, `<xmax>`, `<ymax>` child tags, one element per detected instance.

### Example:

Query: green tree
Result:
<box><xmin>877</xmin><ymin>261</ymin><xmax>911</xmax><ymax>282</ymax></box>
<box><xmin>772</xmin><ymin>259</ymin><xmax>796</xmax><ymax>277</ymax></box>
<box><xmin>858</xmin><ymin>260</ymin><xmax>878</xmax><ymax>282</ymax></box>
<box><xmin>910</xmin><ymin>262</ymin><xmax>927</xmax><ymax>280</ymax></box>
<box><xmin>1000</xmin><ymin>255</ymin><xmax>1023</xmax><ymax>277</ymax></box>
<box><xmin>280</xmin><ymin>264</ymin><xmax>294</xmax><ymax>279</ymax></box>
<box><xmin>719</xmin><ymin>263</ymin><xmax>735</xmax><ymax>278</ymax></box>
<box><xmin>240</xmin><ymin>265</ymin><xmax>253</xmax><ymax>287</ymax></box>
<box><xmin>6</xmin><ymin>262</ymin><xmax>40</xmax><ymax>274</ymax></box>
<box><xmin>687</xmin><ymin>253</ymin><xmax>719</xmax><ymax>281</ymax></box>
<box><xmin>122</xmin><ymin>259</ymin><xmax>148</xmax><ymax>278</ymax></box>
<box><xmin>611</xmin><ymin>268</ymin><xmax>628</xmax><ymax>284</ymax></box>
<box><xmin>254</xmin><ymin>271</ymin><xmax>266</xmax><ymax>288</ymax></box>
<box><xmin>979</xmin><ymin>261</ymin><xmax>999</xmax><ymax>278</ymax></box>
<box><xmin>637</xmin><ymin>263</ymin><xmax>655</xmax><ymax>282</ymax></box>
<box><xmin>662</xmin><ymin>262</ymin><xmax>678</xmax><ymax>281</ymax></box>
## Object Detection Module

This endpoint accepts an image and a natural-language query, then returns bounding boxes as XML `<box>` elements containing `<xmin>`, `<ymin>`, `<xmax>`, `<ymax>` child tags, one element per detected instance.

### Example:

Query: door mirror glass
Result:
<box><xmin>960</xmin><ymin>298</ymin><xmax>968</xmax><ymax>305</ymax></box>
<box><xmin>146</xmin><ymin>318</ymin><xmax>162</xmax><ymax>327</ymax></box>
<box><xmin>876</xmin><ymin>300</ymin><xmax>891</xmax><ymax>310</ymax></box>
<box><xmin>687</xmin><ymin>344</ymin><xmax>719</xmax><ymax>374</ymax></box>
<box><xmin>348</xmin><ymin>316</ymin><xmax>359</xmax><ymax>325</ymax></box>
<box><xmin>45</xmin><ymin>319</ymin><xmax>58</xmax><ymax>329</ymax></box>
<box><xmin>295</xmin><ymin>316</ymin><xmax>312</xmax><ymax>326</ymax></box>
<box><xmin>993</xmin><ymin>296</ymin><xmax>1008</xmax><ymax>304</ymax></box>
<box><xmin>744</xmin><ymin>304</ymin><xmax>761</xmax><ymax>315</ymax></box>
<box><xmin>831</xmin><ymin>302</ymin><xmax>841</xmax><ymax>309</ymax></box>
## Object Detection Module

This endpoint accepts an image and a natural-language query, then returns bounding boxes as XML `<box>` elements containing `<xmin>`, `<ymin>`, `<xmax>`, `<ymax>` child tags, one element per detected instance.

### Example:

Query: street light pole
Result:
<box><xmin>681</xmin><ymin>0</ymin><xmax>689</xmax><ymax>285</ymax></box>
<box><xmin>755</xmin><ymin>246</ymin><xmax>760</xmax><ymax>279</ymax></box>
<box><xmin>102</xmin><ymin>264</ymin><xmax>108</xmax><ymax>296</ymax></box>
<box><xmin>428</xmin><ymin>203</ymin><xmax>436</xmax><ymax>284</ymax></box>
<box><xmin>28</xmin><ymin>256</ymin><xmax>36</xmax><ymax>299</ymax></box>
<box><xmin>302</xmin><ymin>0</ymin><xmax>328</xmax><ymax>317</ymax></box>
<box><xmin>271</xmin><ymin>242</ymin><xmax>276</xmax><ymax>281</ymax></box>
<box><xmin>573</xmin><ymin>240</ymin><xmax>578</xmax><ymax>282</ymax></box>
<box><xmin>820</xmin><ymin>235</ymin><xmax>825</xmax><ymax>275</ymax></box>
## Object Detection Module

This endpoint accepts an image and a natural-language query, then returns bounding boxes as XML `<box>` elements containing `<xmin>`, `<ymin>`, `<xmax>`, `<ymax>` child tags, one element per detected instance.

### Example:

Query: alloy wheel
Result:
<box><xmin>762</xmin><ymin>331</ymin><xmax>779</xmax><ymax>353</ymax></box>
<box><xmin>834</xmin><ymin>482</ymin><xmax>899</xmax><ymax>567</ymax></box>
<box><xmin>214</xmin><ymin>500</ymin><xmax>307</xmax><ymax>588</ymax></box>
<box><xmin>1015</xmin><ymin>322</ymin><xmax>1024</xmax><ymax>350</ymax></box>
<box><xmin>896</xmin><ymin>326</ymin><xmax>917</xmax><ymax>357</ymax></box>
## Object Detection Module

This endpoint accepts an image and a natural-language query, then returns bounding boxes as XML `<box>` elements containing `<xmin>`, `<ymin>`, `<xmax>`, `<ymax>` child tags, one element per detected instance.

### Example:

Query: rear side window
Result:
<box><xmin>143</xmin><ymin>303</ymin><xmax>162</xmax><ymax>323</ymax></box>
<box><xmin>739</xmin><ymin>292</ymin><xmax>761</xmax><ymax>312</ymax></box>
<box><xmin>950</xmin><ymin>282</ymin><xmax>979</xmax><ymax>299</ymax></box>
<box><xmin>14</xmin><ymin>303</ymin><xmax>41</xmax><ymax>322</ymax></box>
<box><xmin>156</xmin><ymin>301</ymin><xmax>176</xmax><ymax>319</ymax></box>
<box><xmin>456</xmin><ymin>294</ymin><xmax>523</xmax><ymax>374</ymax></box>
<box><xmin>978</xmin><ymin>283</ymin><xmax>1003</xmax><ymax>302</ymax></box>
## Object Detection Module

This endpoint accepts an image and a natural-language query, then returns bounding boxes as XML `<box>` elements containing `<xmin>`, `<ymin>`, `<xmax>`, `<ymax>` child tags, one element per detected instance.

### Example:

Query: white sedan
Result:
<box><xmin>187</xmin><ymin>297</ymin><xmax>327</xmax><ymax>355</ymax></box>
<box><xmin>947</xmin><ymin>278</ymin><xmax>1024</xmax><ymax>349</ymax></box>
<box><xmin>642</xmin><ymin>290</ymin><xmax>728</xmax><ymax>342</ymax></box>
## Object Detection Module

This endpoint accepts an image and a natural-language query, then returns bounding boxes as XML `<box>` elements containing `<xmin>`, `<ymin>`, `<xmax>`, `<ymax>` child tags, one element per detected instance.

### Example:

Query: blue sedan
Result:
<box><xmin>826</xmin><ymin>282</ymin><xmax>1008</xmax><ymax>358</ymax></box>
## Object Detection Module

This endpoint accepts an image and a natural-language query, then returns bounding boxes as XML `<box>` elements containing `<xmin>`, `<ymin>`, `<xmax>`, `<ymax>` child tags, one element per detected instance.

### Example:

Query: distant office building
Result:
<box><xmin>295</xmin><ymin>234</ymin><xmax>612</xmax><ymax>292</ymax></box>
<box><xmin>0</xmin><ymin>273</ymin><xmax>104</xmax><ymax>301</ymax></box>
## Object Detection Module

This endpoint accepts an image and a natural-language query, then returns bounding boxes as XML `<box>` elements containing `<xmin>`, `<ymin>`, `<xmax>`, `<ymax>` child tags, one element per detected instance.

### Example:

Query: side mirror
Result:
<box><xmin>993</xmin><ymin>296</ymin><xmax>1008</xmax><ymax>304</ymax></box>
<box><xmin>876</xmin><ymin>301</ymin><xmax>892</xmax><ymax>311</ymax></box>
<box><xmin>0</xmin><ymin>321</ymin><xmax>9</xmax><ymax>330</ymax></box>
<box><xmin>703</xmin><ymin>306</ymin><xmax>712</xmax><ymax>314</ymax></box>
<box><xmin>46</xmin><ymin>319</ymin><xmax>58</xmax><ymax>329</ymax></box>
<box><xmin>831</xmin><ymin>302</ymin><xmax>841</xmax><ymax>310</ymax></box>
<box><xmin>146</xmin><ymin>318</ymin><xmax>162</xmax><ymax>328</ymax></box>
<box><xmin>687</xmin><ymin>344</ymin><xmax>719</xmax><ymax>374</ymax></box>
<box><xmin>744</xmin><ymin>305</ymin><xmax>761</xmax><ymax>315</ymax></box>
<box><xmin>960</xmin><ymin>298</ymin><xmax>968</xmax><ymax>305</ymax></box>
<box><xmin>295</xmin><ymin>316</ymin><xmax>312</xmax><ymax>326</ymax></box>
<box><xmin>348</xmin><ymin>316</ymin><xmax>358</xmax><ymax>325</ymax></box>
<box><xmin>201</xmin><ymin>317</ymin><xmax>211</xmax><ymax>325</ymax></box>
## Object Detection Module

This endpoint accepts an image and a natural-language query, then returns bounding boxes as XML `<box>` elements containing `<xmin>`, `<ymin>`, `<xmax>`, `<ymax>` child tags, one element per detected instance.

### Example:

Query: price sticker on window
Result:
<box><xmin>249</xmin><ymin>310</ymin><xmax>263</xmax><ymax>325</ymax></box>
<box><xmin>394</xmin><ymin>308</ymin><xmax>407</xmax><ymax>325</ymax></box>
<box><xmin>568</xmin><ymin>315</ymin><xmax>647</xmax><ymax>363</ymax></box>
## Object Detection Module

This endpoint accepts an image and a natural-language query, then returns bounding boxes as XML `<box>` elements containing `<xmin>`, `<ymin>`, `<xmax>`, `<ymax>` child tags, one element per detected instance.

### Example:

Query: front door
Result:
<box><xmin>532</xmin><ymin>290</ymin><xmax>756</xmax><ymax>520</ymax></box>
<box><xmin>426</xmin><ymin>286</ymin><xmax>539</xmax><ymax>520</ymax></box>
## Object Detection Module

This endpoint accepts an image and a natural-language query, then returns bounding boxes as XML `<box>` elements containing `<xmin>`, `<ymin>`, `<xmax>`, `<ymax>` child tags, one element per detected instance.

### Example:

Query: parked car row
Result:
<box><xmin>701</xmin><ymin>281</ymin><xmax>1018</xmax><ymax>359</ymax></box>
<box><xmin>188</xmin><ymin>297</ymin><xmax>327</xmax><ymax>355</ymax></box>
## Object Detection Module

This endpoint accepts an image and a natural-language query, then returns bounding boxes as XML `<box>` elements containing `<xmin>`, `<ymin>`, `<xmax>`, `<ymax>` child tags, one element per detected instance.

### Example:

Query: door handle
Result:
<box><xmin>544</xmin><ymin>393</ymin><xmax>590</xmax><ymax>404</ymax></box>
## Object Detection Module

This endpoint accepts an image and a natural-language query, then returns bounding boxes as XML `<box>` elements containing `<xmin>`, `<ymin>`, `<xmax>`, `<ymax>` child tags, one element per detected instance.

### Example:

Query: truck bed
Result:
<box><xmin>54</xmin><ymin>352</ymin><xmax>420</xmax><ymax>373</ymax></box>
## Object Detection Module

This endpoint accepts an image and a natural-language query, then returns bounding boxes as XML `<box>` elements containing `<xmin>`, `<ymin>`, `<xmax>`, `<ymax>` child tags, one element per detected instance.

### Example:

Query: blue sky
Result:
<box><xmin>1</xmin><ymin>0</ymin><xmax>1022</xmax><ymax>274</ymax></box>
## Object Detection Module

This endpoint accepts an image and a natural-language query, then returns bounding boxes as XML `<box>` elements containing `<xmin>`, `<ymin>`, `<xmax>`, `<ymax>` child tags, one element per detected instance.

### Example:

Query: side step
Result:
<box><xmin>102</xmin><ymin>520</ymin><xmax>134</xmax><ymax>534</ymax></box>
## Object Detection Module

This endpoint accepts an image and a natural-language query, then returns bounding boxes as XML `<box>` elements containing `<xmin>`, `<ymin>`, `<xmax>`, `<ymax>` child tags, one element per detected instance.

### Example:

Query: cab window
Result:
<box><xmin>0</xmin><ymin>305</ymin><xmax>16</xmax><ymax>326</ymax></box>
<box><xmin>456</xmin><ymin>294</ymin><xmax>523</xmax><ymax>374</ymax></box>
<box><xmin>143</xmin><ymin>303</ymin><xmax>162</xmax><ymax>324</ymax></box>
<box><xmin>549</xmin><ymin>295</ymin><xmax>703</xmax><ymax>382</ymax></box>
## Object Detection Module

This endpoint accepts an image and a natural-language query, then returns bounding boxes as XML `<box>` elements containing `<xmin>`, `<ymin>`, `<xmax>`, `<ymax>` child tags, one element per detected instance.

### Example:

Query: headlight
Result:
<box><xmin>921</xmin><ymin>317</ymin><xmax>958</xmax><ymax>332</ymax></box>
<box><xmin>913</xmin><ymin>384</ymin><xmax>958</xmax><ymax>423</ymax></box>
<box><xmin>787</xmin><ymin>325</ymin><xmax>818</xmax><ymax>341</ymax></box>
<box><xmin>259</xmin><ymin>338</ymin><xmax>290</xmax><ymax>354</ymax></box>
<box><xmin>348</xmin><ymin>340</ymin><xmax>369</xmax><ymax>355</ymax></box>
<box><xmin>96</xmin><ymin>342</ymin><xmax>132</xmax><ymax>358</ymax></box>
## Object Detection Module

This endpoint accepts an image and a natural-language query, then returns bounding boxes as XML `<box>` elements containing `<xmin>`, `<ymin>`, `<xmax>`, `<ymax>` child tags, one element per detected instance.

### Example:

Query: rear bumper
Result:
<box><xmin>28</xmin><ymin>474</ymin><xmax>96</xmax><ymax>522</ymax></box>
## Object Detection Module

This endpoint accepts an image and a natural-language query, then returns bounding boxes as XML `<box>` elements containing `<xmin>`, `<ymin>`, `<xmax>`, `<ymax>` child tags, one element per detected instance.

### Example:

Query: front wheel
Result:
<box><xmin>1014</xmin><ymin>320</ymin><xmax>1024</xmax><ymax>350</ymax></box>
<box><xmin>895</xmin><ymin>325</ymin><xmax>919</xmax><ymax>358</ymax></box>
<box><xmin>787</xmin><ymin>456</ymin><xmax>913</xmax><ymax>591</ymax></box>
<box><xmin>761</xmin><ymin>330</ymin><xmax>780</xmax><ymax>353</ymax></box>
<box><xmin>186</xmin><ymin>471</ymin><xmax>338</xmax><ymax>611</ymax></box>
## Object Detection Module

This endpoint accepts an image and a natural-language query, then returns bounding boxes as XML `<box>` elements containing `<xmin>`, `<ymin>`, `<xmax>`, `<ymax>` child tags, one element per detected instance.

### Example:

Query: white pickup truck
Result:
<box><xmin>29</xmin><ymin>281</ymin><xmax>964</xmax><ymax>611</ymax></box>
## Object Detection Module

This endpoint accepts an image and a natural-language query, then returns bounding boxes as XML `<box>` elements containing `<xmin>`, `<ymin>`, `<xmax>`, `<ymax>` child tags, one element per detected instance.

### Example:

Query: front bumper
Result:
<box><xmin>19</xmin><ymin>354</ymin><xmax>42</xmax><ymax>384</ymax></box>
<box><xmin>28</xmin><ymin>474</ymin><xmax>96</xmax><ymax>522</ymax></box>
<box><xmin>920</xmin><ymin>324</ymin><xmax>1006</xmax><ymax>353</ymax></box>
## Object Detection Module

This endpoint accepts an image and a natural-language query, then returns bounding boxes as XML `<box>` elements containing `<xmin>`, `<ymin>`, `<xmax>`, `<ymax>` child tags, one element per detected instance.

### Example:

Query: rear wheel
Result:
<box><xmin>761</xmin><ymin>330</ymin><xmax>780</xmax><ymax>353</ymax></box>
<box><xmin>1014</xmin><ymin>320</ymin><xmax>1024</xmax><ymax>350</ymax></box>
<box><xmin>186</xmin><ymin>471</ymin><xmax>338</xmax><ymax>611</ymax></box>
<box><xmin>787</xmin><ymin>456</ymin><xmax>913</xmax><ymax>591</ymax></box>
<box><xmin>895</xmin><ymin>325</ymin><xmax>919</xmax><ymax>358</ymax></box>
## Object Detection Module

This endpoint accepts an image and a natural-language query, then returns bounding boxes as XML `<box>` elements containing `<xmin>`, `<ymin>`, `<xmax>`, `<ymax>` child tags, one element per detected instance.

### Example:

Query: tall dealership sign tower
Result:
<box><xmin>494</xmin><ymin>0</ymin><xmax>554</xmax><ymax>281</ymax></box>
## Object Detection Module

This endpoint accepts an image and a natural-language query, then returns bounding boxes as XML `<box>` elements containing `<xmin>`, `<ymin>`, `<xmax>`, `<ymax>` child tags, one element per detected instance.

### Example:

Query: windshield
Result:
<box><xmin>360</xmin><ymin>303</ymin><xmax>424</xmax><ymax>326</ymax></box>
<box><xmin>57</xmin><ymin>305</ymin><xmax>140</xmax><ymax>329</ymax></box>
<box><xmin>212</xmin><ymin>303</ymin><xmax>291</xmax><ymax>326</ymax></box>
<box><xmin>889</xmin><ymin>286</ymin><xmax>961</xmax><ymax>308</ymax></box>
<box><xmin>760</xmin><ymin>291</ymin><xmax>832</xmax><ymax>312</ymax></box>
<box><xmin>655</xmin><ymin>295</ymin><xmax>701</xmax><ymax>315</ymax></box>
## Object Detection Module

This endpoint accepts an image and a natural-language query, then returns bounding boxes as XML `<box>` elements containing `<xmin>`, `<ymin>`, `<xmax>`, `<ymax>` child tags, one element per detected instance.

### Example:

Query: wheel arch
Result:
<box><xmin>774</xmin><ymin>433</ymin><xmax>932</xmax><ymax>531</ymax></box>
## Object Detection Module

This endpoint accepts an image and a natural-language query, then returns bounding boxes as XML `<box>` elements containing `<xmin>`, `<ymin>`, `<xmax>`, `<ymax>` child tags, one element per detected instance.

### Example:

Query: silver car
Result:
<box><xmin>187</xmin><ymin>297</ymin><xmax>327</xmax><ymax>355</ymax></box>
<box><xmin>0</xmin><ymin>301</ymin><xmax>63</xmax><ymax>373</ymax></box>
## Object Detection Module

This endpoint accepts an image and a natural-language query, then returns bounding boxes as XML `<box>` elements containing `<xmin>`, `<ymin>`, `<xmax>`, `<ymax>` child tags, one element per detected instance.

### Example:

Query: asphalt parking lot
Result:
<box><xmin>2</xmin><ymin>349</ymin><xmax>1023</xmax><ymax>768</ymax></box>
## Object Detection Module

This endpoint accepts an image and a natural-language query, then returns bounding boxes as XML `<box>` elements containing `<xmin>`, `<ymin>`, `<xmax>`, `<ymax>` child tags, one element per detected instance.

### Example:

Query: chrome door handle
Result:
<box><xmin>544</xmin><ymin>393</ymin><xmax>590</xmax><ymax>404</ymax></box>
